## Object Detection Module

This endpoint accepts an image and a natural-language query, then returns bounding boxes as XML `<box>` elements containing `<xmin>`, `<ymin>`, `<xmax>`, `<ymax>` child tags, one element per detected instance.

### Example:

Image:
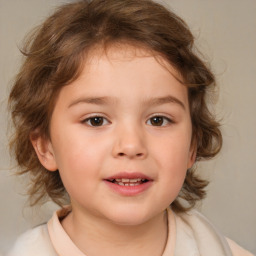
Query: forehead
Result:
<box><xmin>54</xmin><ymin>44</ymin><xmax>189</xmax><ymax>111</ymax></box>
<box><xmin>84</xmin><ymin>43</ymin><xmax>183</xmax><ymax>80</ymax></box>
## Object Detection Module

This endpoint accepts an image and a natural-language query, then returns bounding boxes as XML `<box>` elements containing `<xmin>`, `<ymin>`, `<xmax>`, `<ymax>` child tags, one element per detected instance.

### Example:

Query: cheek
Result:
<box><xmin>155</xmin><ymin>132</ymin><xmax>192</xmax><ymax>167</ymax></box>
<box><xmin>152</xmin><ymin>132</ymin><xmax>192</xmax><ymax>189</ymax></box>
<box><xmin>54</xmin><ymin>145</ymin><xmax>100</xmax><ymax>201</ymax></box>
<box><xmin>52</xmin><ymin>124</ymin><xmax>106</xmax><ymax>163</ymax></box>
<box><xmin>159</xmin><ymin>148</ymin><xmax>189</xmax><ymax>202</ymax></box>
<box><xmin>51</xmin><ymin>128</ymin><xmax>110</xmax><ymax>187</ymax></box>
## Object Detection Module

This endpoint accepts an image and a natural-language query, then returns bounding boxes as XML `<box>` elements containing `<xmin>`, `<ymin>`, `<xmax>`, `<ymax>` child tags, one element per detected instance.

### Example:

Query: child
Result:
<box><xmin>7</xmin><ymin>0</ymin><xmax>253</xmax><ymax>255</ymax></box>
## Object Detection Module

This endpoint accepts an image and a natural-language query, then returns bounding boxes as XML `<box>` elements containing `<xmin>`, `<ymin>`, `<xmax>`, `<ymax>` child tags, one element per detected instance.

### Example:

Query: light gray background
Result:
<box><xmin>0</xmin><ymin>0</ymin><xmax>255</xmax><ymax>254</ymax></box>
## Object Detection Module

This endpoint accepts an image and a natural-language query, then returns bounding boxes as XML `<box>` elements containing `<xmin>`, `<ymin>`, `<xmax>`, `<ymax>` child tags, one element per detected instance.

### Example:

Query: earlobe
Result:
<box><xmin>188</xmin><ymin>140</ymin><xmax>197</xmax><ymax>169</ymax></box>
<box><xmin>30</xmin><ymin>133</ymin><xmax>58</xmax><ymax>172</ymax></box>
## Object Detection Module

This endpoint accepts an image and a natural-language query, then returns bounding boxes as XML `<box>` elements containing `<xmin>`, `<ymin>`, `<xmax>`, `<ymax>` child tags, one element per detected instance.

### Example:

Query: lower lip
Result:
<box><xmin>104</xmin><ymin>180</ymin><xmax>153</xmax><ymax>196</ymax></box>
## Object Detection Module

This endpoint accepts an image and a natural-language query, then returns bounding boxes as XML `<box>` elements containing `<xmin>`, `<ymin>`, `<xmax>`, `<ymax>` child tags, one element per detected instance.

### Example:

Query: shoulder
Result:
<box><xmin>172</xmin><ymin>209</ymin><xmax>254</xmax><ymax>256</ymax></box>
<box><xmin>6</xmin><ymin>224</ymin><xmax>57</xmax><ymax>256</ymax></box>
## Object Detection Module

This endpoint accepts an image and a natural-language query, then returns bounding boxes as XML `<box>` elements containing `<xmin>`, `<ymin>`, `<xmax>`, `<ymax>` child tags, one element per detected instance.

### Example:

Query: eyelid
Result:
<box><xmin>146</xmin><ymin>114</ymin><xmax>174</xmax><ymax>126</ymax></box>
<box><xmin>81</xmin><ymin>113</ymin><xmax>111</xmax><ymax>126</ymax></box>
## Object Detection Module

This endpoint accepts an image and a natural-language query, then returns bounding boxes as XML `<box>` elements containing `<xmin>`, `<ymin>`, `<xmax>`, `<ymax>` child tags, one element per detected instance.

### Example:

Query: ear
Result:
<box><xmin>187</xmin><ymin>138</ymin><xmax>197</xmax><ymax>169</ymax></box>
<box><xmin>30</xmin><ymin>132</ymin><xmax>58</xmax><ymax>172</ymax></box>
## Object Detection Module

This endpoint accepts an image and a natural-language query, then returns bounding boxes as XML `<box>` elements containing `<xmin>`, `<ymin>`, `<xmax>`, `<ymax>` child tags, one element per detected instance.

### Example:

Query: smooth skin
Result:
<box><xmin>32</xmin><ymin>45</ymin><xmax>196</xmax><ymax>256</ymax></box>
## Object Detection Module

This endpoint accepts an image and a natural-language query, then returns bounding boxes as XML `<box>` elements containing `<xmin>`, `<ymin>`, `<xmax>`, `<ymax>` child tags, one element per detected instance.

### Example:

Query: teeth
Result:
<box><xmin>117</xmin><ymin>178</ymin><xmax>143</xmax><ymax>183</ymax></box>
<box><xmin>130</xmin><ymin>178</ymin><xmax>142</xmax><ymax>182</ymax></box>
<box><xmin>112</xmin><ymin>178</ymin><xmax>143</xmax><ymax>182</ymax></box>
<box><xmin>117</xmin><ymin>182</ymin><xmax>140</xmax><ymax>186</ymax></box>
<box><xmin>110</xmin><ymin>178</ymin><xmax>148</xmax><ymax>186</ymax></box>
<box><xmin>111</xmin><ymin>178</ymin><xmax>148</xmax><ymax>187</ymax></box>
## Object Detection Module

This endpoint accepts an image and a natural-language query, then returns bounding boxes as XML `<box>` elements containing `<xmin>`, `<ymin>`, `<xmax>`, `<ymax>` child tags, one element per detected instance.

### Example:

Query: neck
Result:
<box><xmin>62</xmin><ymin>208</ymin><xmax>168</xmax><ymax>256</ymax></box>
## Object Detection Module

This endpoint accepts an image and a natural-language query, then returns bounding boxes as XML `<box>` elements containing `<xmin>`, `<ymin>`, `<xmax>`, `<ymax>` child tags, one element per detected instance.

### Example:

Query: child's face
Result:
<box><xmin>36</xmin><ymin>46</ymin><xmax>195</xmax><ymax>225</ymax></box>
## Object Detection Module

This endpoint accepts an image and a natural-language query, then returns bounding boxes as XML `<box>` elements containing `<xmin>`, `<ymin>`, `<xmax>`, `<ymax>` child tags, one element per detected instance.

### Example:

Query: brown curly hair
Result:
<box><xmin>9</xmin><ymin>0</ymin><xmax>222</xmax><ymax>212</ymax></box>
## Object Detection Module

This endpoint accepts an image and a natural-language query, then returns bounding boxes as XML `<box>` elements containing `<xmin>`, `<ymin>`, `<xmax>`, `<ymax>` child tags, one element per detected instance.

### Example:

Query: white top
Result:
<box><xmin>7</xmin><ymin>207</ymin><xmax>254</xmax><ymax>256</ymax></box>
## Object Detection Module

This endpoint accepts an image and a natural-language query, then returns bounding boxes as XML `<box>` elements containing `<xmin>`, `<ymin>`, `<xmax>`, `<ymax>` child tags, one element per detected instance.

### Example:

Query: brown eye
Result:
<box><xmin>83</xmin><ymin>116</ymin><xmax>109</xmax><ymax>127</ymax></box>
<box><xmin>147</xmin><ymin>116</ymin><xmax>172</xmax><ymax>126</ymax></box>
<box><xmin>90</xmin><ymin>117</ymin><xmax>103</xmax><ymax>126</ymax></box>
<box><xmin>150</xmin><ymin>116</ymin><xmax>164</xmax><ymax>126</ymax></box>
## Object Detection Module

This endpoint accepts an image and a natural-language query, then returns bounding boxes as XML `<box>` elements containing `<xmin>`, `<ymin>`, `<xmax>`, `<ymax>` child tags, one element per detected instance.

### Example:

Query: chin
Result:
<box><xmin>104</xmin><ymin>207</ymin><xmax>157</xmax><ymax>227</ymax></box>
<box><xmin>110</xmin><ymin>216</ymin><xmax>149</xmax><ymax>226</ymax></box>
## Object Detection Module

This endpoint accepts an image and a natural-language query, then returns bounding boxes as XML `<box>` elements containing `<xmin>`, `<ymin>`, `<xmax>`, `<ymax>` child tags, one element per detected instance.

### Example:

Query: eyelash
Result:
<box><xmin>81</xmin><ymin>114</ymin><xmax>174</xmax><ymax>127</ymax></box>
<box><xmin>81</xmin><ymin>115</ymin><xmax>110</xmax><ymax>127</ymax></box>
<box><xmin>146</xmin><ymin>115</ymin><xmax>174</xmax><ymax>127</ymax></box>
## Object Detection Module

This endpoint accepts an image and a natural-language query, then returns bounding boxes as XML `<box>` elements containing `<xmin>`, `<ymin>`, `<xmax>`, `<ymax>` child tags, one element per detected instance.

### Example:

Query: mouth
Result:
<box><xmin>104</xmin><ymin>172</ymin><xmax>153</xmax><ymax>196</ymax></box>
<box><xmin>107</xmin><ymin>178</ymin><xmax>149</xmax><ymax>186</ymax></box>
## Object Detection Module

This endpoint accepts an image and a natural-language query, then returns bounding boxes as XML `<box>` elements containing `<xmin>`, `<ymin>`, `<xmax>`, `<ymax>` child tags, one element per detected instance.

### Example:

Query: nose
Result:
<box><xmin>111</xmin><ymin>124</ymin><xmax>148</xmax><ymax>159</ymax></box>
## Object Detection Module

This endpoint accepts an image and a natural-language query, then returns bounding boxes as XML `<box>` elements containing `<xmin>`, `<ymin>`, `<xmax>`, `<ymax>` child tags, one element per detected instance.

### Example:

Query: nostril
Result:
<box><xmin>117</xmin><ymin>152</ymin><xmax>144</xmax><ymax>158</ymax></box>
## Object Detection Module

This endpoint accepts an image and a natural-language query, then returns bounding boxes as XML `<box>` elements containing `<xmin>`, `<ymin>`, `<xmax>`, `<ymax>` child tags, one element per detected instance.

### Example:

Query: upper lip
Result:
<box><xmin>105</xmin><ymin>172</ymin><xmax>153</xmax><ymax>181</ymax></box>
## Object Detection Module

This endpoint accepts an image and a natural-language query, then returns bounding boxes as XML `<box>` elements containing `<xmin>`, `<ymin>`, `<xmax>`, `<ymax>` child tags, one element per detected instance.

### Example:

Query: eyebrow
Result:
<box><xmin>144</xmin><ymin>95</ymin><xmax>186</xmax><ymax>110</ymax></box>
<box><xmin>68</xmin><ymin>96</ymin><xmax>117</xmax><ymax>108</ymax></box>
<box><xmin>68</xmin><ymin>95</ymin><xmax>185</xmax><ymax>110</ymax></box>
